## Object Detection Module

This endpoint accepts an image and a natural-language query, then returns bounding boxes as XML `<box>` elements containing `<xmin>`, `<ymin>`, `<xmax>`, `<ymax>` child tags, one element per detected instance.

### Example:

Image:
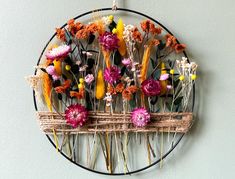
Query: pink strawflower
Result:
<box><xmin>104</xmin><ymin>66</ymin><xmax>121</xmax><ymax>84</ymax></box>
<box><xmin>46</xmin><ymin>45</ymin><xmax>71</xmax><ymax>60</ymax></box>
<box><xmin>99</xmin><ymin>32</ymin><xmax>119</xmax><ymax>51</ymax></box>
<box><xmin>141</xmin><ymin>79</ymin><xmax>161</xmax><ymax>97</ymax></box>
<box><xmin>122</xmin><ymin>58</ymin><xmax>132</xmax><ymax>67</ymax></box>
<box><xmin>46</xmin><ymin>65</ymin><xmax>56</xmax><ymax>76</ymax></box>
<box><xmin>65</xmin><ymin>104</ymin><xmax>88</xmax><ymax>128</ymax></box>
<box><xmin>159</xmin><ymin>74</ymin><xmax>169</xmax><ymax>81</ymax></box>
<box><xmin>131</xmin><ymin>107</ymin><xmax>150</xmax><ymax>127</ymax></box>
<box><xmin>85</xmin><ymin>74</ymin><xmax>94</xmax><ymax>85</ymax></box>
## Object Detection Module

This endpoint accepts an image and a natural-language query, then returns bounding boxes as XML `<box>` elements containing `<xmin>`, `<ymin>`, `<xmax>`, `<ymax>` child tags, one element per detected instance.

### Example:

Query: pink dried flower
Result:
<box><xmin>122</xmin><ymin>58</ymin><xmax>132</xmax><ymax>67</ymax></box>
<box><xmin>85</xmin><ymin>74</ymin><xmax>94</xmax><ymax>84</ymax></box>
<box><xmin>46</xmin><ymin>65</ymin><xmax>56</xmax><ymax>76</ymax></box>
<box><xmin>99</xmin><ymin>32</ymin><xmax>119</xmax><ymax>51</ymax></box>
<box><xmin>46</xmin><ymin>45</ymin><xmax>71</xmax><ymax>60</ymax></box>
<box><xmin>159</xmin><ymin>74</ymin><xmax>169</xmax><ymax>81</ymax></box>
<box><xmin>141</xmin><ymin>79</ymin><xmax>161</xmax><ymax>96</ymax></box>
<box><xmin>167</xmin><ymin>85</ymin><xmax>173</xmax><ymax>90</ymax></box>
<box><xmin>104</xmin><ymin>66</ymin><xmax>121</xmax><ymax>84</ymax></box>
<box><xmin>131</xmin><ymin>107</ymin><xmax>150</xmax><ymax>127</ymax></box>
<box><xmin>52</xmin><ymin>75</ymin><xmax>60</xmax><ymax>81</ymax></box>
<box><xmin>65</xmin><ymin>104</ymin><xmax>88</xmax><ymax>128</ymax></box>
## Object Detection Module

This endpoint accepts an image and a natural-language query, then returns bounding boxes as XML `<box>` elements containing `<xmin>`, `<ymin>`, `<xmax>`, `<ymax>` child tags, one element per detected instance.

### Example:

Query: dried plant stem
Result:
<box><xmin>160</xmin><ymin>130</ymin><xmax>164</xmax><ymax>168</ymax></box>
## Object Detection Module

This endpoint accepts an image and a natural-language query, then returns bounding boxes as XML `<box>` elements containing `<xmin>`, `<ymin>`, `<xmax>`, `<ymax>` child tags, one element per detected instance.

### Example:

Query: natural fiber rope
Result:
<box><xmin>36</xmin><ymin>112</ymin><xmax>193</xmax><ymax>134</ymax></box>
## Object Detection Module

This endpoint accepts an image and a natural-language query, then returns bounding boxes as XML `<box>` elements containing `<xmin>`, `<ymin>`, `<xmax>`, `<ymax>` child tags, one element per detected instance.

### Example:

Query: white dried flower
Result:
<box><xmin>101</xmin><ymin>16</ymin><xmax>112</xmax><ymax>25</ymax></box>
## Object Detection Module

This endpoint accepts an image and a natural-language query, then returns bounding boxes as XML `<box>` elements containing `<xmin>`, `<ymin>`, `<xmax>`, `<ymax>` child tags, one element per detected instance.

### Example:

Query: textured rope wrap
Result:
<box><xmin>36</xmin><ymin>112</ymin><xmax>193</xmax><ymax>134</ymax></box>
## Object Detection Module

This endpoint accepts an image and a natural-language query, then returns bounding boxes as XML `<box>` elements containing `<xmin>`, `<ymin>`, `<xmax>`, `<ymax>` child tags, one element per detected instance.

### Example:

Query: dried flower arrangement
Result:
<box><xmin>26</xmin><ymin>13</ymin><xmax>198</xmax><ymax>174</ymax></box>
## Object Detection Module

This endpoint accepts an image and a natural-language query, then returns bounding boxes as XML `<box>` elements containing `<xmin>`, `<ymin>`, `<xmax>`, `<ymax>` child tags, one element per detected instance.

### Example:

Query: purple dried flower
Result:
<box><xmin>104</xmin><ymin>66</ymin><xmax>121</xmax><ymax>84</ymax></box>
<box><xmin>141</xmin><ymin>79</ymin><xmax>161</xmax><ymax>97</ymax></box>
<box><xmin>99</xmin><ymin>32</ymin><xmax>119</xmax><ymax>51</ymax></box>
<box><xmin>65</xmin><ymin>104</ymin><xmax>88</xmax><ymax>128</ymax></box>
<box><xmin>131</xmin><ymin>107</ymin><xmax>150</xmax><ymax>127</ymax></box>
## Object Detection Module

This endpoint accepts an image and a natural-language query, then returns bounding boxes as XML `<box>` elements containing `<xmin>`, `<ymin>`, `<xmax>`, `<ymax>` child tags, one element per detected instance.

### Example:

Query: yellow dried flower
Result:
<box><xmin>170</xmin><ymin>69</ymin><xmax>175</xmax><ymax>75</ymax></box>
<box><xmin>65</xmin><ymin>65</ymin><xmax>71</xmax><ymax>71</ymax></box>
<box><xmin>79</xmin><ymin>78</ymin><xmax>84</xmax><ymax>84</ymax></box>
<box><xmin>108</xmin><ymin>15</ymin><xmax>114</xmax><ymax>21</ymax></box>
<box><xmin>95</xmin><ymin>70</ymin><xmax>105</xmax><ymax>99</ymax></box>
<box><xmin>112</xmin><ymin>28</ymin><xmax>117</xmax><ymax>34</ymax></box>
<box><xmin>179</xmin><ymin>75</ymin><xmax>185</xmax><ymax>81</ymax></box>
<box><xmin>78</xmin><ymin>83</ymin><xmax>83</xmax><ymax>89</ymax></box>
<box><xmin>116</xmin><ymin>18</ymin><xmax>126</xmax><ymax>56</ymax></box>
<box><xmin>191</xmin><ymin>74</ymin><xmax>197</xmax><ymax>80</ymax></box>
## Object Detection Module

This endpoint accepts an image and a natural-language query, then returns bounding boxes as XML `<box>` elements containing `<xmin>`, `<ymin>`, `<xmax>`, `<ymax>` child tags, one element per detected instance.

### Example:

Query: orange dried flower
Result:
<box><xmin>132</xmin><ymin>27</ymin><xmax>143</xmax><ymax>43</ymax></box>
<box><xmin>175</xmin><ymin>44</ymin><xmax>186</xmax><ymax>53</ymax></box>
<box><xmin>152</xmin><ymin>39</ymin><xmax>160</xmax><ymax>46</ymax></box>
<box><xmin>107</xmin><ymin>85</ymin><xmax>116</xmax><ymax>95</ymax></box>
<box><xmin>115</xmin><ymin>82</ymin><xmax>125</xmax><ymax>93</ymax></box>
<box><xmin>54</xmin><ymin>79</ymin><xmax>71</xmax><ymax>93</ymax></box>
<box><xmin>67</xmin><ymin>19</ymin><xmax>84</xmax><ymax>36</ymax></box>
<box><xmin>122</xmin><ymin>89</ymin><xmax>132</xmax><ymax>100</ymax></box>
<box><xmin>122</xmin><ymin>85</ymin><xmax>138</xmax><ymax>100</ymax></box>
<box><xmin>70</xmin><ymin>88</ymin><xmax>85</xmax><ymax>99</ymax></box>
<box><xmin>151</xmin><ymin>27</ymin><xmax>162</xmax><ymax>35</ymax></box>
<box><xmin>141</xmin><ymin>20</ymin><xmax>153</xmax><ymax>33</ymax></box>
<box><xmin>56</xmin><ymin>28</ymin><xmax>66</xmax><ymax>41</ymax></box>
<box><xmin>165</xmin><ymin>34</ymin><xmax>177</xmax><ymax>48</ymax></box>
<box><xmin>75</xmin><ymin>29</ymin><xmax>88</xmax><ymax>39</ymax></box>
<box><xmin>127</xmin><ymin>85</ymin><xmax>138</xmax><ymax>93</ymax></box>
<box><xmin>86</xmin><ymin>23</ymin><xmax>98</xmax><ymax>34</ymax></box>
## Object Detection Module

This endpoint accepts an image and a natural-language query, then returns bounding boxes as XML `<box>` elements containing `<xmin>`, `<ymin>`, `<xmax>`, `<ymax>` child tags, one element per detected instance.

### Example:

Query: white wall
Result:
<box><xmin>0</xmin><ymin>0</ymin><xmax>234</xmax><ymax>178</ymax></box>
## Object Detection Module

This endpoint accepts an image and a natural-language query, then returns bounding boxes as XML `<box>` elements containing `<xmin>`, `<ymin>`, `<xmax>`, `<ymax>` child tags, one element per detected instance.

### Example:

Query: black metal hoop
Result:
<box><xmin>33</xmin><ymin>7</ymin><xmax>195</xmax><ymax>176</ymax></box>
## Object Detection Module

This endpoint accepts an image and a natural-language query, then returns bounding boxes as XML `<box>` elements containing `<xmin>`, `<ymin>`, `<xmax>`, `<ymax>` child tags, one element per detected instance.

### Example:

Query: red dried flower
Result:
<box><xmin>65</xmin><ymin>104</ymin><xmax>88</xmax><ymax>128</ymax></box>
<box><xmin>104</xmin><ymin>66</ymin><xmax>121</xmax><ymax>84</ymax></box>
<box><xmin>99</xmin><ymin>32</ymin><xmax>119</xmax><ymax>51</ymax></box>
<box><xmin>141</xmin><ymin>79</ymin><xmax>161</xmax><ymax>97</ymax></box>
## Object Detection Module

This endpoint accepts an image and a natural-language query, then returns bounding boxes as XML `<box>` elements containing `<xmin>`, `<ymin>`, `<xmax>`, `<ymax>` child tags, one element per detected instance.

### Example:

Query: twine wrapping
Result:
<box><xmin>36</xmin><ymin>112</ymin><xmax>193</xmax><ymax>134</ymax></box>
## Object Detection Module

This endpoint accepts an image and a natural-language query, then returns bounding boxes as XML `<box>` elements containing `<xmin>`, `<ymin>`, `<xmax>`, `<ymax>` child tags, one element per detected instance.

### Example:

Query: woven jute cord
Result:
<box><xmin>36</xmin><ymin>112</ymin><xmax>193</xmax><ymax>134</ymax></box>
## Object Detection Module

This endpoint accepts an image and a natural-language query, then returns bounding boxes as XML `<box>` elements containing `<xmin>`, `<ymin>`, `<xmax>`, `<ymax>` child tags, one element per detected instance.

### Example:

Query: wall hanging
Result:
<box><xmin>26</xmin><ymin>0</ymin><xmax>198</xmax><ymax>175</ymax></box>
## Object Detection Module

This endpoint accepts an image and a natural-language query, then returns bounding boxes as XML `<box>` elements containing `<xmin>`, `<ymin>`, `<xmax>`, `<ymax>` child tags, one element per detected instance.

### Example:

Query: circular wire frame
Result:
<box><xmin>33</xmin><ymin>7</ymin><xmax>195</xmax><ymax>175</ymax></box>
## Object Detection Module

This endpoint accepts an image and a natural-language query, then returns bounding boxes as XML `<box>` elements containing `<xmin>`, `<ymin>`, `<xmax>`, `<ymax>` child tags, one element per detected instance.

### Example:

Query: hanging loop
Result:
<box><xmin>112</xmin><ymin>0</ymin><xmax>117</xmax><ymax>11</ymax></box>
